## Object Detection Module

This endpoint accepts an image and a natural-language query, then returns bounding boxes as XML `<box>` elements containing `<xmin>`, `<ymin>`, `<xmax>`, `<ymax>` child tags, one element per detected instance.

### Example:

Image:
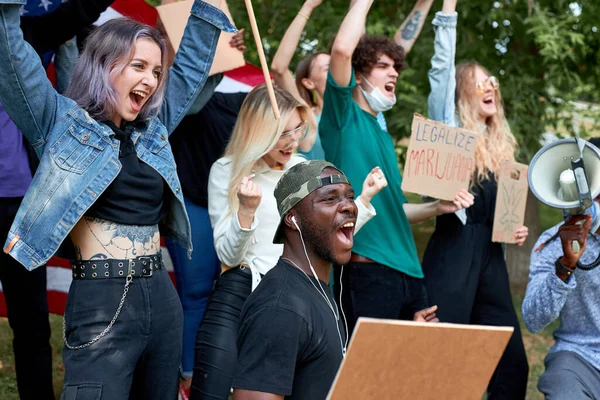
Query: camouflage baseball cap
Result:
<box><xmin>272</xmin><ymin>160</ymin><xmax>350</xmax><ymax>244</ymax></box>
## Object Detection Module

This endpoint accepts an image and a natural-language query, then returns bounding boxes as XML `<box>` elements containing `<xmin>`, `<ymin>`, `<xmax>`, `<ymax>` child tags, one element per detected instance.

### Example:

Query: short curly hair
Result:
<box><xmin>351</xmin><ymin>35</ymin><xmax>407</xmax><ymax>75</ymax></box>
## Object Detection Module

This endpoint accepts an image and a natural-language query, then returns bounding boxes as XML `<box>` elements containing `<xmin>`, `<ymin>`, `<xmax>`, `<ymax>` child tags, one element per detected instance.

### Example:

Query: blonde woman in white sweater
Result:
<box><xmin>190</xmin><ymin>84</ymin><xmax>386</xmax><ymax>399</ymax></box>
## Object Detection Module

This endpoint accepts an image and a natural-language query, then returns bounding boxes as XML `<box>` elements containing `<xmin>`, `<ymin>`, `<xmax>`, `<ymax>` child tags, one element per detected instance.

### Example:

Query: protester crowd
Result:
<box><xmin>0</xmin><ymin>0</ymin><xmax>598</xmax><ymax>399</ymax></box>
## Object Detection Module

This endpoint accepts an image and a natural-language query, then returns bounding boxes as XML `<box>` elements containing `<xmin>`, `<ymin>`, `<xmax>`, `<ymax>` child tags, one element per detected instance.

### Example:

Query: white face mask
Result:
<box><xmin>359</xmin><ymin>75</ymin><xmax>396</xmax><ymax>113</ymax></box>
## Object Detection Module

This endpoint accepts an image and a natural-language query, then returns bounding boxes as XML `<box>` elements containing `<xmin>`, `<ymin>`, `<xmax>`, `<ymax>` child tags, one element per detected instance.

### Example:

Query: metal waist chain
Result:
<box><xmin>63</xmin><ymin>275</ymin><xmax>133</xmax><ymax>350</ymax></box>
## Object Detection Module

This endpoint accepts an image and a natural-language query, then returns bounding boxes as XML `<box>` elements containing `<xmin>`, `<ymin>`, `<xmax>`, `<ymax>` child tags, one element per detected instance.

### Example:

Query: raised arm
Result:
<box><xmin>348</xmin><ymin>0</ymin><xmax>367</xmax><ymax>36</ymax></box>
<box><xmin>271</xmin><ymin>0</ymin><xmax>322</xmax><ymax>100</ymax></box>
<box><xmin>160</xmin><ymin>0</ymin><xmax>236</xmax><ymax>135</ymax></box>
<box><xmin>270</xmin><ymin>1</ymin><xmax>322</xmax><ymax>152</ymax></box>
<box><xmin>427</xmin><ymin>0</ymin><xmax>458</xmax><ymax>126</ymax></box>
<box><xmin>21</xmin><ymin>0</ymin><xmax>115</xmax><ymax>55</ymax></box>
<box><xmin>329</xmin><ymin>0</ymin><xmax>373</xmax><ymax>87</ymax></box>
<box><xmin>0</xmin><ymin>2</ymin><xmax>61</xmax><ymax>148</ymax></box>
<box><xmin>393</xmin><ymin>0</ymin><xmax>434</xmax><ymax>54</ymax></box>
<box><xmin>185</xmin><ymin>28</ymin><xmax>246</xmax><ymax>116</ymax></box>
<box><xmin>208</xmin><ymin>161</ymin><xmax>259</xmax><ymax>268</ymax></box>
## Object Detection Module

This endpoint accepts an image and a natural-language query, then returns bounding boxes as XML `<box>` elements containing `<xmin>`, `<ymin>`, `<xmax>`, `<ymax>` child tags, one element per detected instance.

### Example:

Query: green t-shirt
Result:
<box><xmin>319</xmin><ymin>70</ymin><xmax>422</xmax><ymax>278</ymax></box>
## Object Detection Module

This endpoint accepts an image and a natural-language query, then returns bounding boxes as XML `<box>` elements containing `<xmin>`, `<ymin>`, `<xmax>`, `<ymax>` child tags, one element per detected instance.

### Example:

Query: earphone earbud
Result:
<box><xmin>287</xmin><ymin>212</ymin><xmax>348</xmax><ymax>358</ymax></box>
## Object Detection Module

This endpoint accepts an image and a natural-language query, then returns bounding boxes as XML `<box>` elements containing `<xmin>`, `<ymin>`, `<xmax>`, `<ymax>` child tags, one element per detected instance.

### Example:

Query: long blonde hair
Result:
<box><xmin>455</xmin><ymin>62</ymin><xmax>517</xmax><ymax>184</ymax></box>
<box><xmin>224</xmin><ymin>84</ymin><xmax>314</xmax><ymax>212</ymax></box>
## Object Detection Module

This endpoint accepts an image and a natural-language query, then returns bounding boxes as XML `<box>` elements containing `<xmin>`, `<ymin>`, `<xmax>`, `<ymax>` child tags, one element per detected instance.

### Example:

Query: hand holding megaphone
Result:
<box><xmin>558</xmin><ymin>214</ymin><xmax>593</xmax><ymax>267</ymax></box>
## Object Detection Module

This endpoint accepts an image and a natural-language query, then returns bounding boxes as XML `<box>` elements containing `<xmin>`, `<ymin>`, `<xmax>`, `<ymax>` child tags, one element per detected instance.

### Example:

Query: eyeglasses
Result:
<box><xmin>279</xmin><ymin>121</ymin><xmax>307</xmax><ymax>144</ymax></box>
<box><xmin>476</xmin><ymin>76</ymin><xmax>500</xmax><ymax>94</ymax></box>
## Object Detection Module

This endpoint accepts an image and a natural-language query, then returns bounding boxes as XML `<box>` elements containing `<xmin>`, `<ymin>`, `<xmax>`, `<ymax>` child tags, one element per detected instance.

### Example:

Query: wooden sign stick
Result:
<box><xmin>244</xmin><ymin>0</ymin><xmax>280</xmax><ymax>119</ymax></box>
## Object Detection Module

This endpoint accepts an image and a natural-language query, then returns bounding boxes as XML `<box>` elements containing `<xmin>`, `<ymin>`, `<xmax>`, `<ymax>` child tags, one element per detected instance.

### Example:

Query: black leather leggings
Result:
<box><xmin>190</xmin><ymin>267</ymin><xmax>252</xmax><ymax>400</ymax></box>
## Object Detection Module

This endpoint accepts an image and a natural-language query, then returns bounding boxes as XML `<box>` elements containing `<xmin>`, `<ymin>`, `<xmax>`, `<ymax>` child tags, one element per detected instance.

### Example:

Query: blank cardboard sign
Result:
<box><xmin>156</xmin><ymin>0</ymin><xmax>245</xmax><ymax>75</ymax></box>
<box><xmin>492</xmin><ymin>161</ymin><xmax>529</xmax><ymax>243</ymax></box>
<box><xmin>327</xmin><ymin>318</ymin><xmax>513</xmax><ymax>400</ymax></box>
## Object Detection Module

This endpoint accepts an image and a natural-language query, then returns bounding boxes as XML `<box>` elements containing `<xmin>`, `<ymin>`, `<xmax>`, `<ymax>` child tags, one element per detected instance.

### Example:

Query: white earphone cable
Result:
<box><xmin>290</xmin><ymin>216</ymin><xmax>347</xmax><ymax>357</ymax></box>
<box><xmin>339</xmin><ymin>264</ymin><xmax>349</xmax><ymax>351</ymax></box>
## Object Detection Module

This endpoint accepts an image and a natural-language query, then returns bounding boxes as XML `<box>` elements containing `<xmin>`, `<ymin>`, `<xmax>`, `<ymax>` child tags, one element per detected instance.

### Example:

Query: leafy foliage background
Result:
<box><xmin>153</xmin><ymin>0</ymin><xmax>600</xmax><ymax>162</ymax></box>
<box><xmin>146</xmin><ymin>0</ymin><xmax>599</xmax><ymax>284</ymax></box>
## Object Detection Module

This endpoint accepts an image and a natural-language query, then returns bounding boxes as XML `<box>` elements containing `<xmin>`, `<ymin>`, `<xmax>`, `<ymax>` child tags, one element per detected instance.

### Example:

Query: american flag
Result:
<box><xmin>0</xmin><ymin>0</ymin><xmax>264</xmax><ymax>317</ymax></box>
<box><xmin>20</xmin><ymin>0</ymin><xmax>61</xmax><ymax>17</ymax></box>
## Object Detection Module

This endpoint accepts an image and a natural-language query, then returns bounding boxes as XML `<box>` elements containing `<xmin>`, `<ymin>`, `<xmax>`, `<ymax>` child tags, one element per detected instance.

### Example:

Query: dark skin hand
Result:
<box><xmin>233</xmin><ymin>390</ymin><xmax>283</xmax><ymax>400</ymax></box>
<box><xmin>229</xmin><ymin>28</ymin><xmax>247</xmax><ymax>52</ymax></box>
<box><xmin>557</xmin><ymin>214</ymin><xmax>593</xmax><ymax>281</ymax></box>
<box><xmin>413</xmin><ymin>305</ymin><xmax>440</xmax><ymax>323</ymax></box>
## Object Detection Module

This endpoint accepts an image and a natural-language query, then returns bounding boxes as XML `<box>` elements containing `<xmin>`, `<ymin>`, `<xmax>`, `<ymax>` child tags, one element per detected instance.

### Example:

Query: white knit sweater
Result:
<box><xmin>208</xmin><ymin>155</ymin><xmax>376</xmax><ymax>276</ymax></box>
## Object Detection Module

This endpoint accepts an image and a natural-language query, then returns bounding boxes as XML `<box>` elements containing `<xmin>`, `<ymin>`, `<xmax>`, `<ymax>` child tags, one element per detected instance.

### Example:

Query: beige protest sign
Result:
<box><xmin>328</xmin><ymin>318</ymin><xmax>513</xmax><ymax>400</ymax></box>
<box><xmin>156</xmin><ymin>0</ymin><xmax>245</xmax><ymax>75</ymax></box>
<box><xmin>402</xmin><ymin>114</ymin><xmax>479</xmax><ymax>201</ymax></box>
<box><xmin>492</xmin><ymin>161</ymin><xmax>529</xmax><ymax>243</ymax></box>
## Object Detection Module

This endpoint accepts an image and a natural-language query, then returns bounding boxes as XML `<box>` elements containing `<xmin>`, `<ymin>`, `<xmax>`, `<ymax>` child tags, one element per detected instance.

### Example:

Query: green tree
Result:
<box><xmin>225</xmin><ymin>0</ymin><xmax>599</xmax><ymax>286</ymax></box>
<box><xmin>228</xmin><ymin>0</ymin><xmax>599</xmax><ymax>147</ymax></box>
<box><xmin>148</xmin><ymin>0</ymin><xmax>599</xmax><ymax>285</ymax></box>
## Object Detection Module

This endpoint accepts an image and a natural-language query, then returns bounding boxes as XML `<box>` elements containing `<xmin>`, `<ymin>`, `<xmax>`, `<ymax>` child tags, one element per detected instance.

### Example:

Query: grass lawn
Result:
<box><xmin>0</xmin><ymin>195</ymin><xmax>563</xmax><ymax>399</ymax></box>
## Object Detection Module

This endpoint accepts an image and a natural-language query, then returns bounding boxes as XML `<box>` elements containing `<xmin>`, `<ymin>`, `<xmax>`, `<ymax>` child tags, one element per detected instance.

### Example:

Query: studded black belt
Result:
<box><xmin>71</xmin><ymin>254</ymin><xmax>163</xmax><ymax>280</ymax></box>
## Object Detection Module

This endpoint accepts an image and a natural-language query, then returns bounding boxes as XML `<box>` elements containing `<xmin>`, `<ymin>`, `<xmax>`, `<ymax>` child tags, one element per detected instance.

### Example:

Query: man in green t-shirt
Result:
<box><xmin>320</xmin><ymin>0</ymin><xmax>473</xmax><ymax>334</ymax></box>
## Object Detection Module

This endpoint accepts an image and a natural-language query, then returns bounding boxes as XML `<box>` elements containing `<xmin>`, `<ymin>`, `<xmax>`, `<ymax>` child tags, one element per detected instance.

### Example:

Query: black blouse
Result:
<box><xmin>86</xmin><ymin>121</ymin><xmax>167</xmax><ymax>225</ymax></box>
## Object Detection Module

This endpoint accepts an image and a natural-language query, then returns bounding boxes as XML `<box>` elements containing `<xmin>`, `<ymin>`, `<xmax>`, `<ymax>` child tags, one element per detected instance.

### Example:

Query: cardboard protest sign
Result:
<box><xmin>328</xmin><ymin>318</ymin><xmax>513</xmax><ymax>400</ymax></box>
<box><xmin>492</xmin><ymin>161</ymin><xmax>529</xmax><ymax>243</ymax></box>
<box><xmin>402</xmin><ymin>114</ymin><xmax>479</xmax><ymax>201</ymax></box>
<box><xmin>156</xmin><ymin>0</ymin><xmax>245</xmax><ymax>75</ymax></box>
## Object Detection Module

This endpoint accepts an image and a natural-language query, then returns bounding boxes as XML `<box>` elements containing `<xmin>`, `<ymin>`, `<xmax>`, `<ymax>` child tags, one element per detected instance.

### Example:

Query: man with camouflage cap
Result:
<box><xmin>232</xmin><ymin>160</ymin><xmax>363</xmax><ymax>399</ymax></box>
<box><xmin>233</xmin><ymin>160</ymin><xmax>439</xmax><ymax>399</ymax></box>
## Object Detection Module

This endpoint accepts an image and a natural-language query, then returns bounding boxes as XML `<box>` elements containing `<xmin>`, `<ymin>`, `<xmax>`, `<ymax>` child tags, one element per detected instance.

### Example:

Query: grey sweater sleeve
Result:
<box><xmin>522</xmin><ymin>225</ymin><xmax>577</xmax><ymax>333</ymax></box>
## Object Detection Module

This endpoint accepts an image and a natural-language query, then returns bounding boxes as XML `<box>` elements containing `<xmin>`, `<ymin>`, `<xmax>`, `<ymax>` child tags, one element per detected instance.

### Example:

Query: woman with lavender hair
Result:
<box><xmin>0</xmin><ymin>1</ymin><xmax>235</xmax><ymax>398</ymax></box>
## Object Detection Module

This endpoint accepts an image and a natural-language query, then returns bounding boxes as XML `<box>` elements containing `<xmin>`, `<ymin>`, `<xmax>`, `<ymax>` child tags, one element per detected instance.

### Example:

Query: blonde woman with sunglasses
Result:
<box><xmin>421</xmin><ymin>0</ymin><xmax>529</xmax><ymax>398</ymax></box>
<box><xmin>190</xmin><ymin>84</ymin><xmax>386</xmax><ymax>399</ymax></box>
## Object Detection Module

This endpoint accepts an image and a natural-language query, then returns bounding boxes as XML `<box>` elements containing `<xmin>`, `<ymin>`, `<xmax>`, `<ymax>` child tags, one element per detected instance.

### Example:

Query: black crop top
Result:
<box><xmin>86</xmin><ymin>121</ymin><xmax>167</xmax><ymax>225</ymax></box>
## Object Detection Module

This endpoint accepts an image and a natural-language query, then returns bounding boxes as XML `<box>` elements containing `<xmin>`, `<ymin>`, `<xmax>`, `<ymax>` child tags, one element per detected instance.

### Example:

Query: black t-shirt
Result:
<box><xmin>86</xmin><ymin>121</ymin><xmax>167</xmax><ymax>225</ymax></box>
<box><xmin>169</xmin><ymin>92</ymin><xmax>247</xmax><ymax>207</ymax></box>
<box><xmin>233</xmin><ymin>259</ymin><xmax>345</xmax><ymax>399</ymax></box>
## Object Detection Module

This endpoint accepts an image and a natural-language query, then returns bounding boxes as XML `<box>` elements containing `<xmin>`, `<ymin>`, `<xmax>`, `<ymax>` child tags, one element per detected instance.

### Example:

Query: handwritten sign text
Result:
<box><xmin>402</xmin><ymin>114</ymin><xmax>479</xmax><ymax>200</ymax></box>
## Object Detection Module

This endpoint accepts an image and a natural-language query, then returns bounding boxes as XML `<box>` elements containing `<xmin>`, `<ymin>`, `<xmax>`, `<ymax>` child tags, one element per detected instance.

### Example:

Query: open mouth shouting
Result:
<box><xmin>384</xmin><ymin>82</ymin><xmax>396</xmax><ymax>94</ymax></box>
<box><xmin>481</xmin><ymin>93</ymin><xmax>498</xmax><ymax>116</ymax></box>
<box><xmin>335</xmin><ymin>219</ymin><xmax>356</xmax><ymax>249</ymax></box>
<box><xmin>482</xmin><ymin>94</ymin><xmax>494</xmax><ymax>106</ymax></box>
<box><xmin>130</xmin><ymin>90</ymin><xmax>149</xmax><ymax>112</ymax></box>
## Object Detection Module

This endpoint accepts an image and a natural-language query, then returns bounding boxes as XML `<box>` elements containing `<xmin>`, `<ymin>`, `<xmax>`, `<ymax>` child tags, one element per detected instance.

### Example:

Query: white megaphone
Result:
<box><xmin>529</xmin><ymin>137</ymin><xmax>600</xmax><ymax>253</ymax></box>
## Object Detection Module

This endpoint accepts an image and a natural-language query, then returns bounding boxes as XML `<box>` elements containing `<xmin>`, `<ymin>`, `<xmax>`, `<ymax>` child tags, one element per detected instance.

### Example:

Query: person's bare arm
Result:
<box><xmin>349</xmin><ymin>0</ymin><xmax>367</xmax><ymax>36</ymax></box>
<box><xmin>270</xmin><ymin>1</ymin><xmax>322</xmax><ymax>152</ymax></box>
<box><xmin>330</xmin><ymin>0</ymin><xmax>374</xmax><ymax>87</ymax></box>
<box><xmin>393</xmin><ymin>0</ymin><xmax>435</xmax><ymax>54</ymax></box>
<box><xmin>271</xmin><ymin>0</ymin><xmax>323</xmax><ymax>99</ymax></box>
<box><xmin>403</xmin><ymin>189</ymin><xmax>473</xmax><ymax>224</ymax></box>
<box><xmin>233</xmin><ymin>390</ymin><xmax>284</xmax><ymax>400</ymax></box>
<box><xmin>442</xmin><ymin>0</ymin><xmax>457</xmax><ymax>14</ymax></box>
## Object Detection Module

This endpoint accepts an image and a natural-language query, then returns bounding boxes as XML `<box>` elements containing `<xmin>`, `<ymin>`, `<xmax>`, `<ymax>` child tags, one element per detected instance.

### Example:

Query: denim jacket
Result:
<box><xmin>427</xmin><ymin>11</ymin><xmax>469</xmax><ymax>224</ymax></box>
<box><xmin>428</xmin><ymin>11</ymin><xmax>459</xmax><ymax>128</ymax></box>
<box><xmin>0</xmin><ymin>0</ymin><xmax>236</xmax><ymax>270</ymax></box>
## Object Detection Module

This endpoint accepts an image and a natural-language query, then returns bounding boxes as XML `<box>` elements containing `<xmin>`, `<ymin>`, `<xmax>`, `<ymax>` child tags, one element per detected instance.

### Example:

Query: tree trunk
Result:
<box><xmin>506</xmin><ymin>190</ymin><xmax>541</xmax><ymax>295</ymax></box>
